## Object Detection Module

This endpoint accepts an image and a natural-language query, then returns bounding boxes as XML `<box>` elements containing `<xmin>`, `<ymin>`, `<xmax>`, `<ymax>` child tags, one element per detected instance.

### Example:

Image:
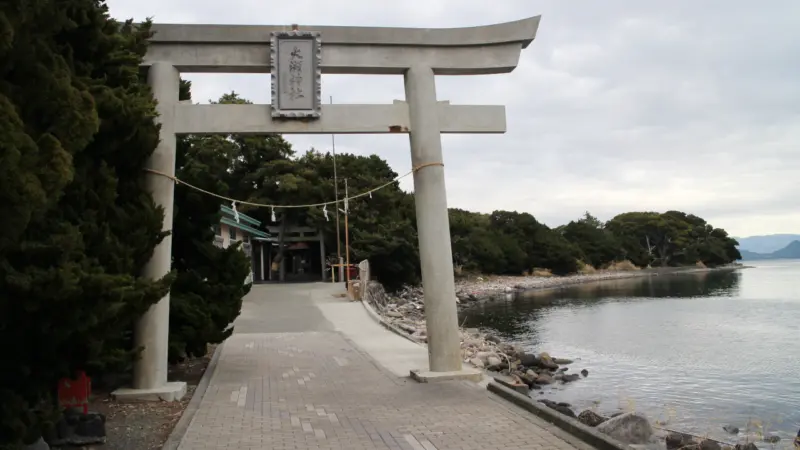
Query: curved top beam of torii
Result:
<box><xmin>143</xmin><ymin>16</ymin><xmax>541</xmax><ymax>75</ymax></box>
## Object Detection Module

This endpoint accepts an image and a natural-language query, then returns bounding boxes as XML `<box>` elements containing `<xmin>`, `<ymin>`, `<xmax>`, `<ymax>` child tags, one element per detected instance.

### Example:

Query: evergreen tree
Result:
<box><xmin>0</xmin><ymin>3</ymin><xmax>171</xmax><ymax>447</ymax></box>
<box><xmin>560</xmin><ymin>212</ymin><xmax>621</xmax><ymax>268</ymax></box>
<box><xmin>169</xmin><ymin>82</ymin><xmax>252</xmax><ymax>361</ymax></box>
<box><xmin>297</xmin><ymin>151</ymin><xmax>421</xmax><ymax>290</ymax></box>
<box><xmin>189</xmin><ymin>92</ymin><xmax>297</xmax><ymax>282</ymax></box>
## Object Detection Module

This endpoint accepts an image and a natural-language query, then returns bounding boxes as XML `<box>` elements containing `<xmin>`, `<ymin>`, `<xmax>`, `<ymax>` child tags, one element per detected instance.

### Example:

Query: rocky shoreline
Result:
<box><xmin>366</xmin><ymin>281</ymin><xmax>626</xmax><ymax>432</ymax></box>
<box><xmin>453</xmin><ymin>265</ymin><xmax>745</xmax><ymax>303</ymax></box>
<box><xmin>363</xmin><ymin>269</ymin><xmax>769</xmax><ymax>450</ymax></box>
<box><xmin>454</xmin><ymin>271</ymin><xmax>647</xmax><ymax>302</ymax></box>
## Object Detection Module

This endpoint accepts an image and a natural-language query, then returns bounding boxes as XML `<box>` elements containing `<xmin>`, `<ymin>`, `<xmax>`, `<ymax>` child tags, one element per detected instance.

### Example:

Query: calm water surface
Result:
<box><xmin>461</xmin><ymin>260</ymin><xmax>800</xmax><ymax>444</ymax></box>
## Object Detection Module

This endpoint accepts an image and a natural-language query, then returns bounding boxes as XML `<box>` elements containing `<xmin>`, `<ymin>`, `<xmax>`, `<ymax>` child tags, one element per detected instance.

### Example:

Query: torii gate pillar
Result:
<box><xmin>114</xmin><ymin>16</ymin><xmax>541</xmax><ymax>400</ymax></box>
<box><xmin>404</xmin><ymin>66</ymin><xmax>462</xmax><ymax>372</ymax></box>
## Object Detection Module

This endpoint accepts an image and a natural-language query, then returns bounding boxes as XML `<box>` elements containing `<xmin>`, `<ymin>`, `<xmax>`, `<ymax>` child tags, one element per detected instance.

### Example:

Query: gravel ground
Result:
<box><xmin>87</xmin><ymin>345</ymin><xmax>215</xmax><ymax>450</ymax></box>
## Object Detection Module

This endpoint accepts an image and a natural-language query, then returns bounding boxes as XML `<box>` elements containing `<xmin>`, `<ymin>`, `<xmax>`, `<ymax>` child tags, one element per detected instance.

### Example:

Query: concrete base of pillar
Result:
<box><xmin>409</xmin><ymin>368</ymin><xmax>483</xmax><ymax>383</ymax></box>
<box><xmin>111</xmin><ymin>381</ymin><xmax>187</xmax><ymax>402</ymax></box>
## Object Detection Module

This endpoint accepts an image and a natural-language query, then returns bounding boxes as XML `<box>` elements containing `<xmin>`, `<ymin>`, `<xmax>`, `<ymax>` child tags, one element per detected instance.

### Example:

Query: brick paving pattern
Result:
<box><xmin>178</xmin><ymin>331</ymin><xmax>588</xmax><ymax>450</ymax></box>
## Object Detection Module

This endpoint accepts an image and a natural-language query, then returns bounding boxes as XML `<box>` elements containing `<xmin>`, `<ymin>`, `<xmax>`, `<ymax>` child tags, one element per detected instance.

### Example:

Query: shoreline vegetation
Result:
<box><xmin>364</xmin><ymin>264</ymin><xmax>776</xmax><ymax>450</ymax></box>
<box><xmin>454</xmin><ymin>262</ymin><xmax>747</xmax><ymax>302</ymax></box>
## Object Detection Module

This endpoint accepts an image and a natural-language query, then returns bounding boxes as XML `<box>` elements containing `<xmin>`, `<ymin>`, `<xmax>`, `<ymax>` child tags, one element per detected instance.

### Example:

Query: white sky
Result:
<box><xmin>107</xmin><ymin>0</ymin><xmax>800</xmax><ymax>237</ymax></box>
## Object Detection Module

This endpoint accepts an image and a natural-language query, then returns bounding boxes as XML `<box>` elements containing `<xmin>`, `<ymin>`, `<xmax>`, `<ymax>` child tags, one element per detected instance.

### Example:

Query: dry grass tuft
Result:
<box><xmin>531</xmin><ymin>268</ymin><xmax>554</xmax><ymax>277</ymax></box>
<box><xmin>577</xmin><ymin>261</ymin><xmax>597</xmax><ymax>274</ymax></box>
<box><xmin>604</xmin><ymin>260</ymin><xmax>640</xmax><ymax>272</ymax></box>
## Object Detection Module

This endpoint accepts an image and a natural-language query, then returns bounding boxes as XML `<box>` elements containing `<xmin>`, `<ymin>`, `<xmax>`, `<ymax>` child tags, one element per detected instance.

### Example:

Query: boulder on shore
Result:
<box><xmin>537</xmin><ymin>352</ymin><xmax>559</xmax><ymax>370</ymax></box>
<box><xmin>595</xmin><ymin>412</ymin><xmax>653</xmax><ymax>445</ymax></box>
<box><xmin>577</xmin><ymin>409</ymin><xmax>608</xmax><ymax>427</ymax></box>
<box><xmin>670</xmin><ymin>439</ymin><xmax>723</xmax><ymax>450</ymax></box>
<box><xmin>537</xmin><ymin>399</ymin><xmax>576</xmax><ymax>418</ymax></box>
<box><xmin>665</xmin><ymin>431</ymin><xmax>693</xmax><ymax>449</ymax></box>
<box><xmin>699</xmin><ymin>439</ymin><xmax>722</xmax><ymax>450</ymax></box>
<box><xmin>518</xmin><ymin>353</ymin><xmax>539</xmax><ymax>366</ymax></box>
<box><xmin>561</xmin><ymin>373</ymin><xmax>580</xmax><ymax>383</ymax></box>
<box><xmin>763</xmin><ymin>434</ymin><xmax>780</xmax><ymax>444</ymax></box>
<box><xmin>722</xmin><ymin>425</ymin><xmax>739</xmax><ymax>434</ymax></box>
<box><xmin>516</xmin><ymin>371</ymin><xmax>537</xmax><ymax>387</ymax></box>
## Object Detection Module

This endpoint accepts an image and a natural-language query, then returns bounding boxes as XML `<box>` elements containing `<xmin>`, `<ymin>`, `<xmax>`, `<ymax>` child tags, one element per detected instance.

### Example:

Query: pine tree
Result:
<box><xmin>200</xmin><ymin>92</ymin><xmax>298</xmax><ymax>282</ymax></box>
<box><xmin>169</xmin><ymin>82</ymin><xmax>252</xmax><ymax>361</ymax></box>
<box><xmin>0</xmin><ymin>2</ymin><xmax>171</xmax><ymax>447</ymax></box>
<box><xmin>295</xmin><ymin>151</ymin><xmax>421</xmax><ymax>290</ymax></box>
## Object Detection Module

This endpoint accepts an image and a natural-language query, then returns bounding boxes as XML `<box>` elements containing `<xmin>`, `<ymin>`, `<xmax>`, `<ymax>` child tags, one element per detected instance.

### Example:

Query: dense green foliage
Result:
<box><xmin>169</xmin><ymin>82</ymin><xmax>252</xmax><ymax>361</ymax></box>
<box><xmin>451</xmin><ymin>210</ymin><xmax>582</xmax><ymax>275</ymax></box>
<box><xmin>604</xmin><ymin>211</ymin><xmax>741</xmax><ymax>267</ymax></box>
<box><xmin>452</xmin><ymin>209</ymin><xmax>740</xmax><ymax>274</ymax></box>
<box><xmin>296</xmin><ymin>151</ymin><xmax>420</xmax><ymax>290</ymax></box>
<box><xmin>0</xmin><ymin>3</ymin><xmax>170</xmax><ymax>447</ymax></box>
<box><xmin>558</xmin><ymin>213</ymin><xmax>621</xmax><ymax>268</ymax></box>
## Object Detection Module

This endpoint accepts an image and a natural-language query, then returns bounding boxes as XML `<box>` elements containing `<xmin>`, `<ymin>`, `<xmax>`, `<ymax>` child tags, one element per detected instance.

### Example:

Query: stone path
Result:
<box><xmin>176</xmin><ymin>284</ymin><xmax>592</xmax><ymax>450</ymax></box>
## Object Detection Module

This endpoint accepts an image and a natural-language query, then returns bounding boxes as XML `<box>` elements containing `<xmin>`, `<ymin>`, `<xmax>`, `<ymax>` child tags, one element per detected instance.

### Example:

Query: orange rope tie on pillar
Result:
<box><xmin>412</xmin><ymin>162</ymin><xmax>444</xmax><ymax>172</ymax></box>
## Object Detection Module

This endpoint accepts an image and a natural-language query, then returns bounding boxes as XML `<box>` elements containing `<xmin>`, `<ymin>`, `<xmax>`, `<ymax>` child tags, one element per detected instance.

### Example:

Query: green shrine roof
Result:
<box><xmin>220</xmin><ymin>206</ymin><xmax>270</xmax><ymax>238</ymax></box>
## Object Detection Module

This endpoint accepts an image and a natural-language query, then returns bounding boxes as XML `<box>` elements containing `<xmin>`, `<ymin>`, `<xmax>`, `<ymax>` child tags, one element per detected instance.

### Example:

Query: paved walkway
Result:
<box><xmin>176</xmin><ymin>283</ymin><xmax>593</xmax><ymax>450</ymax></box>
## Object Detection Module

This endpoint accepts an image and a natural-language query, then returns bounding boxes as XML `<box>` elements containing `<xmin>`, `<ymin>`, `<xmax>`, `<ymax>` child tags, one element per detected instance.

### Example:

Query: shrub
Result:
<box><xmin>531</xmin><ymin>268</ymin><xmax>554</xmax><ymax>277</ymax></box>
<box><xmin>604</xmin><ymin>260</ymin><xmax>640</xmax><ymax>272</ymax></box>
<box><xmin>0</xmin><ymin>11</ymin><xmax>170</xmax><ymax>447</ymax></box>
<box><xmin>577</xmin><ymin>261</ymin><xmax>597</xmax><ymax>274</ymax></box>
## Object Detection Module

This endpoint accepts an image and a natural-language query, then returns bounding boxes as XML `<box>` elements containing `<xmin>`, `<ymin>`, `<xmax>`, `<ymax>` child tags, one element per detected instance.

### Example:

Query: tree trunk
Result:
<box><xmin>658</xmin><ymin>237</ymin><xmax>672</xmax><ymax>266</ymax></box>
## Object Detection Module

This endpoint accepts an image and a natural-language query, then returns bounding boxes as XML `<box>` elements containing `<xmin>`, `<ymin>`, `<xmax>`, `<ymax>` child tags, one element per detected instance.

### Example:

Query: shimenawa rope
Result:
<box><xmin>142</xmin><ymin>161</ymin><xmax>443</xmax><ymax>209</ymax></box>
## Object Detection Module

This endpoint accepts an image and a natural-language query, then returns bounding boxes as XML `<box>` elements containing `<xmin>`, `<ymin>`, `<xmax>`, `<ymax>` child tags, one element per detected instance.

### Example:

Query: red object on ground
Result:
<box><xmin>57</xmin><ymin>371</ymin><xmax>91</xmax><ymax>414</ymax></box>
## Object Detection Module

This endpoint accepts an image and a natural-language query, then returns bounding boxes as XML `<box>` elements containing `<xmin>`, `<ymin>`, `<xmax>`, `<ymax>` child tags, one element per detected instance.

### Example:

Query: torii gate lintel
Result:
<box><xmin>172</xmin><ymin>101</ymin><xmax>507</xmax><ymax>135</ymax></box>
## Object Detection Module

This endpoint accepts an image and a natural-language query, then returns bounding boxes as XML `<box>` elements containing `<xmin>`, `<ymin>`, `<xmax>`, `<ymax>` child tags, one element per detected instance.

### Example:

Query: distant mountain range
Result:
<box><xmin>737</xmin><ymin>238</ymin><xmax>800</xmax><ymax>261</ymax></box>
<box><xmin>735</xmin><ymin>234</ymin><xmax>800</xmax><ymax>254</ymax></box>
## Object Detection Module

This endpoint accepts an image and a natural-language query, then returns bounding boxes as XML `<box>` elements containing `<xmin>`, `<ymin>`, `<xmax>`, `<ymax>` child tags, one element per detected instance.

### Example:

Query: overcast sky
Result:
<box><xmin>108</xmin><ymin>0</ymin><xmax>800</xmax><ymax>238</ymax></box>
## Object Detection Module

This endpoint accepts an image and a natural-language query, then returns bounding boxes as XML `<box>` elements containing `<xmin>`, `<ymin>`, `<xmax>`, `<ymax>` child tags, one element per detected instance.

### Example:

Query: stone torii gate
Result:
<box><xmin>114</xmin><ymin>16</ymin><xmax>540</xmax><ymax>400</ymax></box>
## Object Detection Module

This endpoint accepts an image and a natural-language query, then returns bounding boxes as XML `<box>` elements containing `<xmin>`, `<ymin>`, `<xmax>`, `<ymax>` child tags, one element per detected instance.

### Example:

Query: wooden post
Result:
<box><xmin>277</xmin><ymin>217</ymin><xmax>286</xmax><ymax>282</ymax></box>
<box><xmin>268</xmin><ymin>244</ymin><xmax>273</xmax><ymax>281</ymax></box>
<box><xmin>344</xmin><ymin>179</ymin><xmax>350</xmax><ymax>288</ymax></box>
<box><xmin>319</xmin><ymin>233</ymin><xmax>326</xmax><ymax>281</ymax></box>
<box><xmin>260</xmin><ymin>242</ymin><xmax>265</xmax><ymax>282</ymax></box>
<box><xmin>331</xmin><ymin>96</ymin><xmax>343</xmax><ymax>276</ymax></box>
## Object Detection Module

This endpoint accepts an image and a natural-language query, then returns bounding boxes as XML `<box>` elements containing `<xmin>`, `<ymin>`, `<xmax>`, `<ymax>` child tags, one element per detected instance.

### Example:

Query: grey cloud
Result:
<box><xmin>108</xmin><ymin>0</ymin><xmax>800</xmax><ymax>236</ymax></box>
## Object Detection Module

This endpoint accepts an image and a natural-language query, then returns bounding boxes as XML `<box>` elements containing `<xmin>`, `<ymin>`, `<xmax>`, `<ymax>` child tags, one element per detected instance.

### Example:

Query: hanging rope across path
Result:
<box><xmin>142</xmin><ymin>161</ymin><xmax>444</xmax><ymax>209</ymax></box>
